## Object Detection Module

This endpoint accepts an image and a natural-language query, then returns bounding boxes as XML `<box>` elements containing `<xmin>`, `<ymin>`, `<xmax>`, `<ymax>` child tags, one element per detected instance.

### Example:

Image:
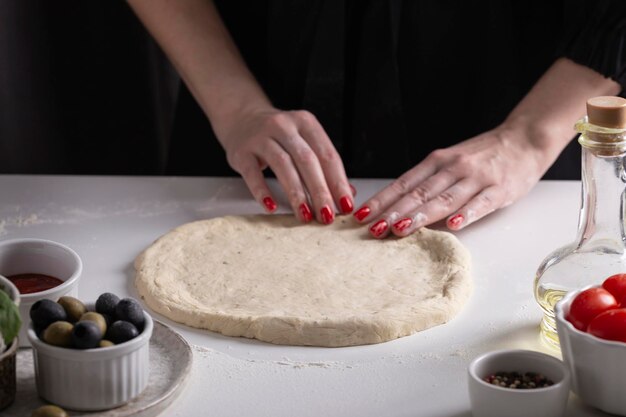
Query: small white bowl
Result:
<box><xmin>27</xmin><ymin>303</ymin><xmax>153</xmax><ymax>411</ymax></box>
<box><xmin>468</xmin><ymin>349</ymin><xmax>570</xmax><ymax>417</ymax></box>
<box><xmin>556</xmin><ymin>286</ymin><xmax>626</xmax><ymax>415</ymax></box>
<box><xmin>0</xmin><ymin>238</ymin><xmax>82</xmax><ymax>347</ymax></box>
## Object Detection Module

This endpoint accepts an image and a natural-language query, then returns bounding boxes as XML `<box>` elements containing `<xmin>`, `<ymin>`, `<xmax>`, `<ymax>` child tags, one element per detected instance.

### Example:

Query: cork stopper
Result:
<box><xmin>587</xmin><ymin>96</ymin><xmax>626</xmax><ymax>129</ymax></box>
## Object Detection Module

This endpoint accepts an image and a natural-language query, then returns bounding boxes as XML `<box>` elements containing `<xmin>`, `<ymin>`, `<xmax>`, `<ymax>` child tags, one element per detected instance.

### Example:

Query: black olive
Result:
<box><xmin>115</xmin><ymin>298</ymin><xmax>145</xmax><ymax>331</ymax></box>
<box><xmin>95</xmin><ymin>292</ymin><xmax>120</xmax><ymax>317</ymax></box>
<box><xmin>30</xmin><ymin>299</ymin><xmax>67</xmax><ymax>329</ymax></box>
<box><xmin>101</xmin><ymin>313</ymin><xmax>113</xmax><ymax>328</ymax></box>
<box><xmin>71</xmin><ymin>321</ymin><xmax>102</xmax><ymax>349</ymax></box>
<box><xmin>107</xmin><ymin>320</ymin><xmax>139</xmax><ymax>344</ymax></box>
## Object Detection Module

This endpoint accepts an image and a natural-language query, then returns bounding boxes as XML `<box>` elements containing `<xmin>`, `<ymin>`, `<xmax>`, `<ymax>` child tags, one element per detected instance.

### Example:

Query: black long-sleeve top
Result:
<box><xmin>169</xmin><ymin>0</ymin><xmax>626</xmax><ymax>180</ymax></box>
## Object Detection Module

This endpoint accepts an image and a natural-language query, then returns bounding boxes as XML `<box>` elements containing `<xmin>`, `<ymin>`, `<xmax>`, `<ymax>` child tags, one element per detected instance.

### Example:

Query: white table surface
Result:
<box><xmin>0</xmin><ymin>175</ymin><xmax>611</xmax><ymax>417</ymax></box>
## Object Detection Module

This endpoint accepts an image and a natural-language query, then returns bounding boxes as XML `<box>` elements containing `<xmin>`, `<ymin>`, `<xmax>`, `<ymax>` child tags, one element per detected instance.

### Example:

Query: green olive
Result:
<box><xmin>43</xmin><ymin>321</ymin><xmax>73</xmax><ymax>347</ymax></box>
<box><xmin>79</xmin><ymin>312</ymin><xmax>107</xmax><ymax>336</ymax></box>
<box><xmin>58</xmin><ymin>296</ymin><xmax>86</xmax><ymax>322</ymax></box>
<box><xmin>99</xmin><ymin>339</ymin><xmax>115</xmax><ymax>348</ymax></box>
<box><xmin>31</xmin><ymin>404</ymin><xmax>69</xmax><ymax>417</ymax></box>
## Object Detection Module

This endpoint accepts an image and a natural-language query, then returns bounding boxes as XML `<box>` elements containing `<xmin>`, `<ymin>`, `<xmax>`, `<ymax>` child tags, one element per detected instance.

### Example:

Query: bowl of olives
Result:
<box><xmin>27</xmin><ymin>293</ymin><xmax>153</xmax><ymax>411</ymax></box>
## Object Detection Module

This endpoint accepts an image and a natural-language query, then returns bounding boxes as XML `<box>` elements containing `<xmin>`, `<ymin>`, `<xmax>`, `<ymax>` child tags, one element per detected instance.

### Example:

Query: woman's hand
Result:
<box><xmin>353</xmin><ymin>125</ymin><xmax>548</xmax><ymax>237</ymax></box>
<box><xmin>220</xmin><ymin>107</ymin><xmax>354</xmax><ymax>224</ymax></box>
<box><xmin>352</xmin><ymin>57</ymin><xmax>621</xmax><ymax>238</ymax></box>
<box><xmin>127</xmin><ymin>0</ymin><xmax>353</xmax><ymax>224</ymax></box>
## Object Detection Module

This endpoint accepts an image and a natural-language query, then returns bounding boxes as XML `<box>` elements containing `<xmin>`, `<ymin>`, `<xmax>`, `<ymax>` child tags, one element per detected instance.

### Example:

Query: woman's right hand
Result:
<box><xmin>127</xmin><ymin>1</ymin><xmax>352</xmax><ymax>224</ymax></box>
<box><xmin>218</xmin><ymin>107</ymin><xmax>354</xmax><ymax>224</ymax></box>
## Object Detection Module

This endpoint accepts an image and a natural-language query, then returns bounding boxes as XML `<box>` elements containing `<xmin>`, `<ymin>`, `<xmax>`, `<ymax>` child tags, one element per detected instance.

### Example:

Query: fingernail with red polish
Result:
<box><xmin>349</xmin><ymin>183</ymin><xmax>357</xmax><ymax>197</ymax></box>
<box><xmin>370</xmin><ymin>219</ymin><xmax>388</xmax><ymax>237</ymax></box>
<box><xmin>354</xmin><ymin>206</ymin><xmax>371</xmax><ymax>221</ymax></box>
<box><xmin>321</xmin><ymin>205</ymin><xmax>334</xmax><ymax>224</ymax></box>
<box><xmin>340</xmin><ymin>196</ymin><xmax>354</xmax><ymax>214</ymax></box>
<box><xmin>447</xmin><ymin>214</ymin><xmax>464</xmax><ymax>229</ymax></box>
<box><xmin>263</xmin><ymin>196</ymin><xmax>277</xmax><ymax>212</ymax></box>
<box><xmin>393</xmin><ymin>218</ymin><xmax>412</xmax><ymax>232</ymax></box>
<box><xmin>299</xmin><ymin>203</ymin><xmax>313</xmax><ymax>222</ymax></box>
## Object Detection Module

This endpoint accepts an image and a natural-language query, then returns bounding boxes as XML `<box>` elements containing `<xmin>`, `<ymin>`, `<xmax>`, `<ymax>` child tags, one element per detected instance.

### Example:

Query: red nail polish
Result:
<box><xmin>321</xmin><ymin>205</ymin><xmax>334</xmax><ymax>224</ymax></box>
<box><xmin>448</xmin><ymin>214</ymin><xmax>464</xmax><ymax>229</ymax></box>
<box><xmin>370</xmin><ymin>220</ymin><xmax>388</xmax><ymax>237</ymax></box>
<box><xmin>354</xmin><ymin>206</ymin><xmax>371</xmax><ymax>221</ymax></box>
<box><xmin>299</xmin><ymin>203</ymin><xmax>313</xmax><ymax>222</ymax></box>
<box><xmin>349</xmin><ymin>183</ymin><xmax>357</xmax><ymax>197</ymax></box>
<box><xmin>263</xmin><ymin>196</ymin><xmax>277</xmax><ymax>212</ymax></box>
<box><xmin>340</xmin><ymin>196</ymin><xmax>354</xmax><ymax>214</ymax></box>
<box><xmin>393</xmin><ymin>218</ymin><xmax>412</xmax><ymax>232</ymax></box>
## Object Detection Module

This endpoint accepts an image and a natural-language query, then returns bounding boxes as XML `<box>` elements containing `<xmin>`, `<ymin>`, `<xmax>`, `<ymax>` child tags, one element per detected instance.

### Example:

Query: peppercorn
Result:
<box><xmin>483</xmin><ymin>371</ymin><xmax>554</xmax><ymax>389</ymax></box>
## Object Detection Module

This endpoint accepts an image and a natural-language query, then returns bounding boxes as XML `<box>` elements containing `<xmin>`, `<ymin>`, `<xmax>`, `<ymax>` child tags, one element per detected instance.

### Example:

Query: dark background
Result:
<box><xmin>0</xmin><ymin>1</ymin><xmax>594</xmax><ymax>179</ymax></box>
<box><xmin>0</xmin><ymin>1</ymin><xmax>178</xmax><ymax>175</ymax></box>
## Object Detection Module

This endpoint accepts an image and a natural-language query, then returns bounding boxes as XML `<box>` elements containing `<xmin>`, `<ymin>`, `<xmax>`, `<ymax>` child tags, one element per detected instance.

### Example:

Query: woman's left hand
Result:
<box><xmin>353</xmin><ymin>124</ymin><xmax>550</xmax><ymax>238</ymax></box>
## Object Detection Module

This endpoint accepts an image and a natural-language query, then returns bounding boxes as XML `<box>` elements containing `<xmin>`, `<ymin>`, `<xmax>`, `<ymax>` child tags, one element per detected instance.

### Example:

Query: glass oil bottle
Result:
<box><xmin>534</xmin><ymin>96</ymin><xmax>626</xmax><ymax>348</ymax></box>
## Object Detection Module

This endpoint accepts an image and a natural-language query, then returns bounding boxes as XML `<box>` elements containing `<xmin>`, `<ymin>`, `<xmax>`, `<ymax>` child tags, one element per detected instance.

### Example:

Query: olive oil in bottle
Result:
<box><xmin>534</xmin><ymin>96</ymin><xmax>626</xmax><ymax>348</ymax></box>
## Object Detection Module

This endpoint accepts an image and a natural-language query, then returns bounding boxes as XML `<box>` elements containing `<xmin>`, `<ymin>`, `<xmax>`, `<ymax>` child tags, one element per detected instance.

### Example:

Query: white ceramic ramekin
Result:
<box><xmin>0</xmin><ymin>238</ymin><xmax>82</xmax><ymax>347</ymax></box>
<box><xmin>556</xmin><ymin>287</ymin><xmax>626</xmax><ymax>416</ymax></box>
<box><xmin>27</xmin><ymin>305</ymin><xmax>153</xmax><ymax>411</ymax></box>
<box><xmin>468</xmin><ymin>349</ymin><xmax>570</xmax><ymax>417</ymax></box>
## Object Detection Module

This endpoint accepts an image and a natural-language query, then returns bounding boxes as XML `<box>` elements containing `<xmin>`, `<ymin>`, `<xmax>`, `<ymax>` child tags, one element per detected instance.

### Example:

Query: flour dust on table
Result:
<box><xmin>134</xmin><ymin>215</ymin><xmax>472</xmax><ymax>347</ymax></box>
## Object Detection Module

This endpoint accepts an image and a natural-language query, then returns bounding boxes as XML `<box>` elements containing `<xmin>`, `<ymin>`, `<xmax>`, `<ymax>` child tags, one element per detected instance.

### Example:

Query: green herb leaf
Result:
<box><xmin>0</xmin><ymin>290</ymin><xmax>21</xmax><ymax>345</ymax></box>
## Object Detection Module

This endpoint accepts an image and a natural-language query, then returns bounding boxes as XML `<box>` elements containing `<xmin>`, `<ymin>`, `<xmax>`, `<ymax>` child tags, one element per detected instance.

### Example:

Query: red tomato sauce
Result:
<box><xmin>7</xmin><ymin>273</ymin><xmax>64</xmax><ymax>294</ymax></box>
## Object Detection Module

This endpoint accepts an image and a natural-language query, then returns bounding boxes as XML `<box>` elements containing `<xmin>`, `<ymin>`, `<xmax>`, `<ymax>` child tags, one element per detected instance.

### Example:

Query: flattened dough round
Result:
<box><xmin>135</xmin><ymin>215</ymin><xmax>472</xmax><ymax>347</ymax></box>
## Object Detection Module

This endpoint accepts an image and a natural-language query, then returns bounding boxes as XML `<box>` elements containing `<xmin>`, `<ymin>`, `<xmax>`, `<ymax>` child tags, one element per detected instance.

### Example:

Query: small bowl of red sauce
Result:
<box><xmin>0</xmin><ymin>239</ymin><xmax>82</xmax><ymax>348</ymax></box>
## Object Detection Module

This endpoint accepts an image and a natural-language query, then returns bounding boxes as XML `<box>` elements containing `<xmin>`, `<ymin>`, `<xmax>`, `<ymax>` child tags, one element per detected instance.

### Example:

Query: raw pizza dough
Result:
<box><xmin>135</xmin><ymin>215</ymin><xmax>472</xmax><ymax>347</ymax></box>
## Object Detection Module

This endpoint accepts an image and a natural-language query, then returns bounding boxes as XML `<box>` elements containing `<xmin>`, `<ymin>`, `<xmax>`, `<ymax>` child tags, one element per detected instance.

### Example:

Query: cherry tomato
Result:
<box><xmin>567</xmin><ymin>287</ymin><xmax>618</xmax><ymax>331</ymax></box>
<box><xmin>602</xmin><ymin>274</ymin><xmax>626</xmax><ymax>303</ymax></box>
<box><xmin>588</xmin><ymin>309</ymin><xmax>626</xmax><ymax>342</ymax></box>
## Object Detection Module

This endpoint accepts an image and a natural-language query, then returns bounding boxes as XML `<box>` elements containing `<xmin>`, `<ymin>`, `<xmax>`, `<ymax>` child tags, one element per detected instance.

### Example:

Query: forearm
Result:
<box><xmin>503</xmin><ymin>57</ymin><xmax>621</xmax><ymax>170</ymax></box>
<box><xmin>127</xmin><ymin>0</ymin><xmax>271</xmax><ymax>141</ymax></box>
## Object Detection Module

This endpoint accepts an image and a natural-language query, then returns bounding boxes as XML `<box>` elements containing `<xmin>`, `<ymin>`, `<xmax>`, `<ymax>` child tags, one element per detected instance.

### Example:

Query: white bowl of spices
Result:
<box><xmin>467</xmin><ymin>349</ymin><xmax>570</xmax><ymax>417</ymax></box>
